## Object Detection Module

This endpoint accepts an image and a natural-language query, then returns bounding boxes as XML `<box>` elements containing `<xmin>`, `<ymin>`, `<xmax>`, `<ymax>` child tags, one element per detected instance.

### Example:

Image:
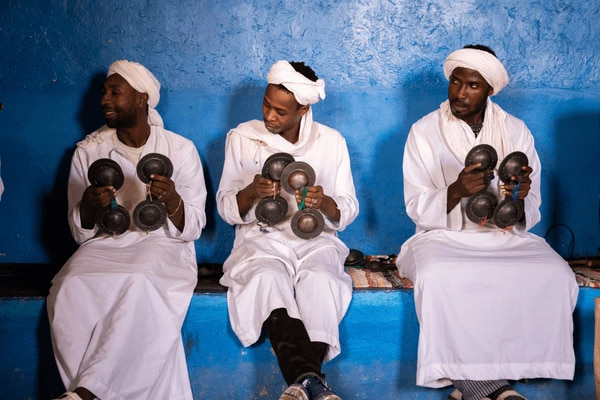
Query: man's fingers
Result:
<box><xmin>464</xmin><ymin>163</ymin><xmax>482</xmax><ymax>173</ymax></box>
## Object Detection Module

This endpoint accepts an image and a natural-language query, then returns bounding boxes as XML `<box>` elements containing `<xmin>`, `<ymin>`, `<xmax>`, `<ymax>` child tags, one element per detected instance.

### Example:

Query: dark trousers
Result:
<box><xmin>452</xmin><ymin>379</ymin><xmax>509</xmax><ymax>400</ymax></box>
<box><xmin>262</xmin><ymin>308</ymin><xmax>328</xmax><ymax>385</ymax></box>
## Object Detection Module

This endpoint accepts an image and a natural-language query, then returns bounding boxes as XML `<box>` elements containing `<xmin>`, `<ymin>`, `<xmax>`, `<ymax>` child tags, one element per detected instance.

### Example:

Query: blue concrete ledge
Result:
<box><xmin>0</xmin><ymin>288</ymin><xmax>597</xmax><ymax>399</ymax></box>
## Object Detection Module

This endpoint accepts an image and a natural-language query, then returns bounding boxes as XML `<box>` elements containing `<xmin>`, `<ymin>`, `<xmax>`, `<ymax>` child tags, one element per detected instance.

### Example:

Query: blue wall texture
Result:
<box><xmin>1</xmin><ymin>289</ymin><xmax>598</xmax><ymax>399</ymax></box>
<box><xmin>0</xmin><ymin>0</ymin><xmax>599</xmax><ymax>264</ymax></box>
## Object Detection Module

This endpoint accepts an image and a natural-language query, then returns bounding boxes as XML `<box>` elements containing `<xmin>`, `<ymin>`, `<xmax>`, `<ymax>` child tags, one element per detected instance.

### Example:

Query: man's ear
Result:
<box><xmin>298</xmin><ymin>104</ymin><xmax>310</xmax><ymax>117</ymax></box>
<box><xmin>488</xmin><ymin>86</ymin><xmax>494</xmax><ymax>96</ymax></box>
<box><xmin>138</xmin><ymin>93</ymin><xmax>149</xmax><ymax>109</ymax></box>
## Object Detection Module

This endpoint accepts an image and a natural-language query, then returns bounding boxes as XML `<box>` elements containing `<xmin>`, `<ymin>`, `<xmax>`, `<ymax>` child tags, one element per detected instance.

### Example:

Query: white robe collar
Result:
<box><xmin>439</xmin><ymin>98</ymin><xmax>514</xmax><ymax>164</ymax></box>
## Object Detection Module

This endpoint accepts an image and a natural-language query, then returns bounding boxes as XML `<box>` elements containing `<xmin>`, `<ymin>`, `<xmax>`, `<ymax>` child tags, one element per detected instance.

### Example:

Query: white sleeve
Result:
<box><xmin>216</xmin><ymin>131</ymin><xmax>255</xmax><ymax>225</ymax></box>
<box><xmin>323</xmin><ymin>134</ymin><xmax>359</xmax><ymax>232</ymax></box>
<box><xmin>403</xmin><ymin>126</ymin><xmax>462</xmax><ymax>231</ymax></box>
<box><xmin>165</xmin><ymin>143</ymin><xmax>207</xmax><ymax>241</ymax></box>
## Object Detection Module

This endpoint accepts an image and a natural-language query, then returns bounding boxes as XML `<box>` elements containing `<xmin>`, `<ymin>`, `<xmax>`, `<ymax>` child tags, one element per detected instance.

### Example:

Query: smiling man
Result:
<box><xmin>47</xmin><ymin>60</ymin><xmax>207</xmax><ymax>400</ymax></box>
<box><xmin>216</xmin><ymin>60</ymin><xmax>359</xmax><ymax>400</ymax></box>
<box><xmin>396</xmin><ymin>45</ymin><xmax>578</xmax><ymax>400</ymax></box>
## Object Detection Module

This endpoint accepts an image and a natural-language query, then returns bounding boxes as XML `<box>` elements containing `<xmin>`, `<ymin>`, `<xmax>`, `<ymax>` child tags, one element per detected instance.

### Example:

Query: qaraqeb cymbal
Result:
<box><xmin>255</xmin><ymin>196</ymin><xmax>289</xmax><ymax>226</ymax></box>
<box><xmin>290</xmin><ymin>208</ymin><xmax>324</xmax><ymax>239</ymax></box>
<box><xmin>133</xmin><ymin>195</ymin><xmax>167</xmax><ymax>232</ymax></box>
<box><xmin>136</xmin><ymin>153</ymin><xmax>174</xmax><ymax>183</ymax></box>
<box><xmin>262</xmin><ymin>152</ymin><xmax>295</xmax><ymax>181</ymax></box>
<box><xmin>465</xmin><ymin>144</ymin><xmax>498</xmax><ymax>172</ymax></box>
<box><xmin>281</xmin><ymin>161</ymin><xmax>316</xmax><ymax>194</ymax></box>
<box><xmin>498</xmin><ymin>151</ymin><xmax>529</xmax><ymax>183</ymax></box>
<box><xmin>88</xmin><ymin>158</ymin><xmax>125</xmax><ymax>189</ymax></box>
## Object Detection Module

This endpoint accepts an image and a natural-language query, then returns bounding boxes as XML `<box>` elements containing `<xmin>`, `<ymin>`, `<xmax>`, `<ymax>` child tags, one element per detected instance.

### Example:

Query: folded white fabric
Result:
<box><xmin>107</xmin><ymin>60</ymin><xmax>164</xmax><ymax>127</ymax></box>
<box><xmin>443</xmin><ymin>48</ymin><xmax>509</xmax><ymax>95</ymax></box>
<box><xmin>266</xmin><ymin>60</ymin><xmax>325</xmax><ymax>105</ymax></box>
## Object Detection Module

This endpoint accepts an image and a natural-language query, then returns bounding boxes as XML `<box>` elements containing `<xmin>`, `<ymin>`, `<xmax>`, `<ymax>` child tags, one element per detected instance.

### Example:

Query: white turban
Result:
<box><xmin>266</xmin><ymin>60</ymin><xmax>326</xmax><ymax>105</ymax></box>
<box><xmin>107</xmin><ymin>60</ymin><xmax>164</xmax><ymax>127</ymax></box>
<box><xmin>443</xmin><ymin>48</ymin><xmax>509</xmax><ymax>95</ymax></box>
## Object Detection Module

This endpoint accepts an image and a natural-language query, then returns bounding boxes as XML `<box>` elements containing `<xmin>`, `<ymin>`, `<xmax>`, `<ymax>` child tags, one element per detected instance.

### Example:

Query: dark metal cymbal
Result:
<box><xmin>281</xmin><ymin>161</ymin><xmax>316</xmax><ymax>194</ymax></box>
<box><xmin>498</xmin><ymin>151</ymin><xmax>529</xmax><ymax>183</ymax></box>
<box><xmin>492</xmin><ymin>198</ymin><xmax>524</xmax><ymax>229</ymax></box>
<box><xmin>465</xmin><ymin>144</ymin><xmax>498</xmax><ymax>172</ymax></box>
<box><xmin>363</xmin><ymin>260</ymin><xmax>397</xmax><ymax>272</ymax></box>
<box><xmin>136</xmin><ymin>153</ymin><xmax>174</xmax><ymax>183</ymax></box>
<box><xmin>345</xmin><ymin>249</ymin><xmax>366</xmax><ymax>266</ymax></box>
<box><xmin>290</xmin><ymin>208</ymin><xmax>324</xmax><ymax>239</ymax></box>
<box><xmin>132</xmin><ymin>196</ymin><xmax>167</xmax><ymax>231</ymax></box>
<box><xmin>465</xmin><ymin>191</ymin><xmax>498</xmax><ymax>224</ymax></box>
<box><xmin>261</xmin><ymin>152</ymin><xmax>295</xmax><ymax>181</ymax></box>
<box><xmin>255</xmin><ymin>196</ymin><xmax>288</xmax><ymax>226</ymax></box>
<box><xmin>88</xmin><ymin>158</ymin><xmax>124</xmax><ymax>189</ymax></box>
<box><xmin>98</xmin><ymin>204</ymin><xmax>130</xmax><ymax>235</ymax></box>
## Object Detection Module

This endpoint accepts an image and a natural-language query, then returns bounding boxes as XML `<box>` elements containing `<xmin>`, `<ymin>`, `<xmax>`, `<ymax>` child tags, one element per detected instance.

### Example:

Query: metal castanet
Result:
<box><xmin>290</xmin><ymin>208</ymin><xmax>324</xmax><ymax>240</ymax></box>
<box><xmin>255</xmin><ymin>152</ymin><xmax>294</xmax><ymax>226</ymax></box>
<box><xmin>498</xmin><ymin>151</ymin><xmax>528</xmax><ymax>184</ymax></box>
<box><xmin>97</xmin><ymin>202</ymin><xmax>130</xmax><ymax>235</ymax></box>
<box><xmin>466</xmin><ymin>191</ymin><xmax>498</xmax><ymax>225</ymax></box>
<box><xmin>136</xmin><ymin>153</ymin><xmax>173</xmax><ymax>184</ymax></box>
<box><xmin>261</xmin><ymin>152</ymin><xmax>295</xmax><ymax>181</ymax></box>
<box><xmin>345</xmin><ymin>249</ymin><xmax>366</xmax><ymax>267</ymax></box>
<box><xmin>132</xmin><ymin>153</ymin><xmax>174</xmax><ymax>231</ymax></box>
<box><xmin>88</xmin><ymin>158</ymin><xmax>124</xmax><ymax>189</ymax></box>
<box><xmin>464</xmin><ymin>145</ymin><xmax>498</xmax><ymax>225</ymax></box>
<box><xmin>133</xmin><ymin>194</ymin><xmax>167</xmax><ymax>232</ymax></box>
<box><xmin>255</xmin><ymin>196</ymin><xmax>289</xmax><ymax>226</ymax></box>
<box><xmin>492</xmin><ymin>198</ymin><xmax>524</xmax><ymax>229</ymax></box>
<box><xmin>280</xmin><ymin>161</ymin><xmax>316</xmax><ymax>194</ymax></box>
<box><xmin>492</xmin><ymin>151</ymin><xmax>529</xmax><ymax>228</ymax></box>
<box><xmin>465</xmin><ymin>144</ymin><xmax>498</xmax><ymax>173</ymax></box>
<box><xmin>88</xmin><ymin>158</ymin><xmax>129</xmax><ymax>235</ymax></box>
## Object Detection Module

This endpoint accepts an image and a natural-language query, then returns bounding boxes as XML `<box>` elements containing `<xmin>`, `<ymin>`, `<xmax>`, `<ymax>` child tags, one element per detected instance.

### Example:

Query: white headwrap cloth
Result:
<box><xmin>107</xmin><ymin>60</ymin><xmax>164</xmax><ymax>127</ymax></box>
<box><xmin>265</xmin><ymin>60</ymin><xmax>326</xmax><ymax>147</ymax></box>
<box><xmin>443</xmin><ymin>48</ymin><xmax>509</xmax><ymax>95</ymax></box>
<box><xmin>266</xmin><ymin>60</ymin><xmax>325</xmax><ymax>105</ymax></box>
<box><xmin>440</xmin><ymin>48</ymin><xmax>513</xmax><ymax>163</ymax></box>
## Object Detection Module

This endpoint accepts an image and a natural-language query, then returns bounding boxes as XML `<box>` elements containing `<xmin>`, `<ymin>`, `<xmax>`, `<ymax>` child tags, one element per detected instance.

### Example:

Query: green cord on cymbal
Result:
<box><xmin>298</xmin><ymin>187</ymin><xmax>308</xmax><ymax>210</ymax></box>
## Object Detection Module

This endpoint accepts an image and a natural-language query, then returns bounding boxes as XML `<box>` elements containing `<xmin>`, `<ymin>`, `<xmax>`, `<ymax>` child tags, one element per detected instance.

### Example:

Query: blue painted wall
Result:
<box><xmin>1</xmin><ymin>289</ymin><xmax>597</xmax><ymax>399</ymax></box>
<box><xmin>1</xmin><ymin>0</ymin><xmax>599</xmax><ymax>264</ymax></box>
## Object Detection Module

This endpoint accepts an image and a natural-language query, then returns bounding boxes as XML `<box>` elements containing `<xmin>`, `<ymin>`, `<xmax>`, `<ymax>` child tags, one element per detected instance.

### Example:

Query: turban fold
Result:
<box><xmin>107</xmin><ymin>60</ymin><xmax>164</xmax><ymax>127</ymax></box>
<box><xmin>266</xmin><ymin>60</ymin><xmax>326</xmax><ymax>105</ymax></box>
<box><xmin>443</xmin><ymin>48</ymin><xmax>509</xmax><ymax>95</ymax></box>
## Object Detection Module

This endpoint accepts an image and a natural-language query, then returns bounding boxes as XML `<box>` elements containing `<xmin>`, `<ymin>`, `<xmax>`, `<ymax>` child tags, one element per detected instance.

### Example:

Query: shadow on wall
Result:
<box><xmin>40</xmin><ymin>72</ymin><xmax>106</xmax><ymax>265</ymax></box>
<box><xmin>37</xmin><ymin>301</ymin><xmax>65</xmax><ymax>397</ymax></box>
<box><xmin>545</xmin><ymin>112</ymin><xmax>600</xmax><ymax>258</ymax></box>
<box><xmin>369</xmin><ymin>71</ymin><xmax>447</xmax><ymax>253</ymax></box>
<box><xmin>77</xmin><ymin>72</ymin><xmax>106</xmax><ymax>137</ymax></box>
<box><xmin>40</xmin><ymin>148</ymin><xmax>77</xmax><ymax>265</ymax></box>
<box><xmin>198</xmin><ymin>83</ymin><xmax>264</xmax><ymax>261</ymax></box>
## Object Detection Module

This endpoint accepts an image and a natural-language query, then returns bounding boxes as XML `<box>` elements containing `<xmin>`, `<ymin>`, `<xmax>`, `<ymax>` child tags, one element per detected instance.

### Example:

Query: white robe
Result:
<box><xmin>397</xmin><ymin>104</ymin><xmax>578</xmax><ymax>388</ymax></box>
<box><xmin>47</xmin><ymin>125</ymin><xmax>207</xmax><ymax>400</ymax></box>
<box><xmin>216</xmin><ymin>118</ymin><xmax>359</xmax><ymax>362</ymax></box>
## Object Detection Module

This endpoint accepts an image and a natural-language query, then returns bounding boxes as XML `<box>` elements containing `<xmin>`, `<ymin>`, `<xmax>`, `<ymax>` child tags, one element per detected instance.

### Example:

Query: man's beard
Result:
<box><xmin>105</xmin><ymin>109</ymin><xmax>138</xmax><ymax>129</ymax></box>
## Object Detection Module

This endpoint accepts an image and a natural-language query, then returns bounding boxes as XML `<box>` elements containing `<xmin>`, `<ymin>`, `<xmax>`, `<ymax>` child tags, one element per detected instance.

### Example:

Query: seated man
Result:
<box><xmin>47</xmin><ymin>60</ymin><xmax>207</xmax><ymax>400</ymax></box>
<box><xmin>396</xmin><ymin>45</ymin><xmax>578</xmax><ymax>400</ymax></box>
<box><xmin>216</xmin><ymin>60</ymin><xmax>359</xmax><ymax>400</ymax></box>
